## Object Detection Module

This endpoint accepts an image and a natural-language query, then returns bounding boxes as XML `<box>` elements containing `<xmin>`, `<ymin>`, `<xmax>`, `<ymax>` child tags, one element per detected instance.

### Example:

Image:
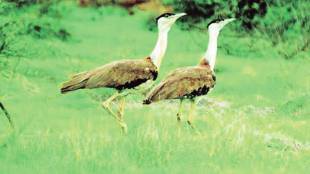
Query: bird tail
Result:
<box><xmin>60</xmin><ymin>71</ymin><xmax>89</xmax><ymax>94</ymax></box>
<box><xmin>143</xmin><ymin>82</ymin><xmax>166</xmax><ymax>105</ymax></box>
<box><xmin>143</xmin><ymin>91</ymin><xmax>158</xmax><ymax>105</ymax></box>
<box><xmin>142</xmin><ymin>98</ymin><xmax>152</xmax><ymax>105</ymax></box>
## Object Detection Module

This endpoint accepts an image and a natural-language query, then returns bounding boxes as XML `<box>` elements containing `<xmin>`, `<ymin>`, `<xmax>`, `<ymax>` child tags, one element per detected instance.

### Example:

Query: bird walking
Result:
<box><xmin>60</xmin><ymin>13</ymin><xmax>186</xmax><ymax>134</ymax></box>
<box><xmin>143</xmin><ymin>18</ymin><xmax>235</xmax><ymax>129</ymax></box>
<box><xmin>0</xmin><ymin>101</ymin><xmax>14</xmax><ymax>129</ymax></box>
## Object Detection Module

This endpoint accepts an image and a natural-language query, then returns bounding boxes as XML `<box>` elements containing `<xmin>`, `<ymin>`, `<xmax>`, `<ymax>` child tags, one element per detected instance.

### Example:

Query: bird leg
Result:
<box><xmin>0</xmin><ymin>102</ymin><xmax>14</xmax><ymax>129</ymax></box>
<box><xmin>187</xmin><ymin>99</ymin><xmax>196</xmax><ymax>129</ymax></box>
<box><xmin>117</xmin><ymin>96</ymin><xmax>128</xmax><ymax>134</ymax></box>
<box><xmin>102</xmin><ymin>92</ymin><xmax>123</xmax><ymax>123</ymax></box>
<box><xmin>102</xmin><ymin>102</ymin><xmax>121</xmax><ymax>122</ymax></box>
<box><xmin>102</xmin><ymin>92</ymin><xmax>121</xmax><ymax>108</ymax></box>
<box><xmin>101</xmin><ymin>92</ymin><xmax>128</xmax><ymax>134</ymax></box>
<box><xmin>176</xmin><ymin>100</ymin><xmax>183</xmax><ymax>123</ymax></box>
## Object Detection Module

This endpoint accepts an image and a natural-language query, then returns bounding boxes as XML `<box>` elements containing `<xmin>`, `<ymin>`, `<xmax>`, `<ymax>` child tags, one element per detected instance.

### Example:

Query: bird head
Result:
<box><xmin>207</xmin><ymin>17</ymin><xmax>236</xmax><ymax>34</ymax></box>
<box><xmin>156</xmin><ymin>12</ymin><xmax>186</xmax><ymax>32</ymax></box>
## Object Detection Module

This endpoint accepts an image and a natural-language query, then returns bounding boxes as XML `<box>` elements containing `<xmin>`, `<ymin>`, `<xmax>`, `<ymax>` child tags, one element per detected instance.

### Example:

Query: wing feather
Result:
<box><xmin>61</xmin><ymin>58</ymin><xmax>157</xmax><ymax>93</ymax></box>
<box><xmin>144</xmin><ymin>66</ymin><xmax>215</xmax><ymax>104</ymax></box>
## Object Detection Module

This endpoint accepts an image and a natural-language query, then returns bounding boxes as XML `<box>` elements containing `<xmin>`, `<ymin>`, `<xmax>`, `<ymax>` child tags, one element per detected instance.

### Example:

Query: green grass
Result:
<box><xmin>0</xmin><ymin>2</ymin><xmax>309</xmax><ymax>174</ymax></box>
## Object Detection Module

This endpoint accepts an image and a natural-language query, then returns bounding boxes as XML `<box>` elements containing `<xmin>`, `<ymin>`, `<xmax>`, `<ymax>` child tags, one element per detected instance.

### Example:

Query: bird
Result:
<box><xmin>0</xmin><ymin>101</ymin><xmax>14</xmax><ymax>128</ymax></box>
<box><xmin>143</xmin><ymin>17</ymin><xmax>235</xmax><ymax>128</ymax></box>
<box><xmin>60</xmin><ymin>12</ymin><xmax>186</xmax><ymax>134</ymax></box>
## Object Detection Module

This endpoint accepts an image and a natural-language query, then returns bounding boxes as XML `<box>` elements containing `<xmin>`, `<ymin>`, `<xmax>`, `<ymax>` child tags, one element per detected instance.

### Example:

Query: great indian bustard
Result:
<box><xmin>60</xmin><ymin>13</ymin><xmax>186</xmax><ymax>134</ymax></box>
<box><xmin>143</xmin><ymin>18</ymin><xmax>235</xmax><ymax>128</ymax></box>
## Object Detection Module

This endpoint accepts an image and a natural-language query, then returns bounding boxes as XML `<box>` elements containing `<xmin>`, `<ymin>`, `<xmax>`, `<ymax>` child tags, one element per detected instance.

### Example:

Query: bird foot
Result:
<box><xmin>119</xmin><ymin>122</ymin><xmax>128</xmax><ymax>135</ymax></box>
<box><xmin>187</xmin><ymin>121</ymin><xmax>201</xmax><ymax>135</ymax></box>
<box><xmin>177</xmin><ymin>113</ymin><xmax>181</xmax><ymax>122</ymax></box>
<box><xmin>187</xmin><ymin>121</ymin><xmax>195</xmax><ymax>129</ymax></box>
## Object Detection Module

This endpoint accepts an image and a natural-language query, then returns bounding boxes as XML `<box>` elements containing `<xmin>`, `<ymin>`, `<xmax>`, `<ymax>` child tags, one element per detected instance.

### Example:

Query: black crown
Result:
<box><xmin>156</xmin><ymin>13</ymin><xmax>175</xmax><ymax>23</ymax></box>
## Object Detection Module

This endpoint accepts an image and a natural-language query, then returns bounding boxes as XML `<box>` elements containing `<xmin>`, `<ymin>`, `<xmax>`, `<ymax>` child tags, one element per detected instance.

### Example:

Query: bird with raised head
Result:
<box><xmin>143</xmin><ymin>17</ymin><xmax>235</xmax><ymax>129</ymax></box>
<box><xmin>60</xmin><ymin>13</ymin><xmax>186</xmax><ymax>134</ymax></box>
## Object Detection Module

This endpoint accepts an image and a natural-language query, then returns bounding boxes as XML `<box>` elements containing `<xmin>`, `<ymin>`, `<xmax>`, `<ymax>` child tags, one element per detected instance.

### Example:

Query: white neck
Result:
<box><xmin>150</xmin><ymin>30</ymin><xmax>168</xmax><ymax>69</ymax></box>
<box><xmin>204</xmin><ymin>30</ymin><xmax>219</xmax><ymax>71</ymax></box>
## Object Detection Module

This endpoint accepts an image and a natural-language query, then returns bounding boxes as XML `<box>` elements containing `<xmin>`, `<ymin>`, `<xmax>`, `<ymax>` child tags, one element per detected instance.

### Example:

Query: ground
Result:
<box><xmin>0</xmin><ymin>2</ymin><xmax>309</xmax><ymax>174</ymax></box>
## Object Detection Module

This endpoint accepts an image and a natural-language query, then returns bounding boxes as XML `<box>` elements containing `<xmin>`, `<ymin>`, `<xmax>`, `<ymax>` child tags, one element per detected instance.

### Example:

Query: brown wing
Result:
<box><xmin>143</xmin><ymin>66</ymin><xmax>215</xmax><ymax>104</ymax></box>
<box><xmin>61</xmin><ymin>58</ymin><xmax>157</xmax><ymax>93</ymax></box>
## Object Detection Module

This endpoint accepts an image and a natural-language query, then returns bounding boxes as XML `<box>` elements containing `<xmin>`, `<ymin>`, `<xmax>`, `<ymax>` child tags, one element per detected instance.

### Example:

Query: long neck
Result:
<box><xmin>203</xmin><ymin>30</ymin><xmax>219</xmax><ymax>71</ymax></box>
<box><xmin>150</xmin><ymin>30</ymin><xmax>168</xmax><ymax>69</ymax></box>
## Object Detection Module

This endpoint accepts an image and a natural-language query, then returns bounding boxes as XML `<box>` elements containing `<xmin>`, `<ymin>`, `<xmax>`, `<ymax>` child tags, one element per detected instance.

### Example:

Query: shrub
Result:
<box><xmin>0</xmin><ymin>1</ymin><xmax>70</xmax><ymax>57</ymax></box>
<box><xmin>165</xmin><ymin>0</ymin><xmax>268</xmax><ymax>30</ymax></box>
<box><xmin>78</xmin><ymin>0</ymin><xmax>147</xmax><ymax>8</ymax></box>
<box><xmin>165</xmin><ymin>0</ymin><xmax>309</xmax><ymax>58</ymax></box>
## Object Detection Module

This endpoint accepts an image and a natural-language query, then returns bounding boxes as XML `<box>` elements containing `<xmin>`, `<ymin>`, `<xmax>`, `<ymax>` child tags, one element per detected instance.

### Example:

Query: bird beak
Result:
<box><xmin>223</xmin><ymin>18</ymin><xmax>236</xmax><ymax>26</ymax></box>
<box><xmin>162</xmin><ymin>13</ymin><xmax>186</xmax><ymax>29</ymax></box>
<box><xmin>171</xmin><ymin>13</ymin><xmax>187</xmax><ymax>20</ymax></box>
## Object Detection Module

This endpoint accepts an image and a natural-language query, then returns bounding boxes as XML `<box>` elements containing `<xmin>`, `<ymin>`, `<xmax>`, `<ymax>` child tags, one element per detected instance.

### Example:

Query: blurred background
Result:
<box><xmin>0</xmin><ymin>0</ymin><xmax>309</xmax><ymax>173</ymax></box>
<box><xmin>1</xmin><ymin>0</ymin><xmax>309</xmax><ymax>59</ymax></box>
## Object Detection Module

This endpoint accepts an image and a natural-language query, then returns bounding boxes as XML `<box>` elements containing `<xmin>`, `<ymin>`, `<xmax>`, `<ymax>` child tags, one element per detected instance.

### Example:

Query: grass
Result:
<box><xmin>0</xmin><ymin>2</ymin><xmax>309</xmax><ymax>173</ymax></box>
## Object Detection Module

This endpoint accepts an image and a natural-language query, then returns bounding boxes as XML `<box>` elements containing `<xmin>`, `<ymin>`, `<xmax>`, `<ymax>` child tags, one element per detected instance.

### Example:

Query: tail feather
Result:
<box><xmin>142</xmin><ymin>98</ymin><xmax>152</xmax><ymax>105</ymax></box>
<box><xmin>143</xmin><ymin>82</ymin><xmax>166</xmax><ymax>104</ymax></box>
<box><xmin>61</xmin><ymin>72</ymin><xmax>89</xmax><ymax>94</ymax></box>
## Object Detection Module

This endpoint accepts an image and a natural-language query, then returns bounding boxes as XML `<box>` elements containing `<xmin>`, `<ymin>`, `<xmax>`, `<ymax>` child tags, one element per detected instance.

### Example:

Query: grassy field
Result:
<box><xmin>0</xmin><ymin>2</ymin><xmax>309</xmax><ymax>173</ymax></box>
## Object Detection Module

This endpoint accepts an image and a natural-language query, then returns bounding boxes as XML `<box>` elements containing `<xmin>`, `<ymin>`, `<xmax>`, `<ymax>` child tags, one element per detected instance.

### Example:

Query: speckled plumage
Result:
<box><xmin>61</xmin><ymin>57</ymin><xmax>157</xmax><ymax>93</ymax></box>
<box><xmin>143</xmin><ymin>62</ymin><xmax>216</xmax><ymax>104</ymax></box>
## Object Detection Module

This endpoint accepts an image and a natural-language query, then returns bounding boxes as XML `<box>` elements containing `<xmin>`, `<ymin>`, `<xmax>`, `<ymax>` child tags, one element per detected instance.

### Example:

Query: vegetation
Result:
<box><xmin>164</xmin><ymin>0</ymin><xmax>310</xmax><ymax>59</ymax></box>
<box><xmin>0</xmin><ymin>0</ymin><xmax>309</xmax><ymax>173</ymax></box>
